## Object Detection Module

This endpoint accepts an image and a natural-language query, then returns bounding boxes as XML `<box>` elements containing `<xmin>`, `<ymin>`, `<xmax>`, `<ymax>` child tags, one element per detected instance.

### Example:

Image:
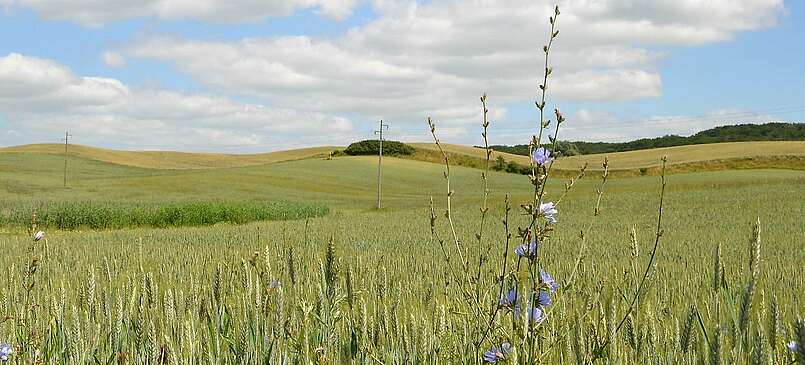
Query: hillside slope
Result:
<box><xmin>411</xmin><ymin>141</ymin><xmax>805</xmax><ymax>173</ymax></box>
<box><xmin>2</xmin><ymin>151</ymin><xmax>803</xmax><ymax>211</ymax></box>
<box><xmin>555</xmin><ymin>141</ymin><xmax>805</xmax><ymax>170</ymax></box>
<box><xmin>0</xmin><ymin>152</ymin><xmax>532</xmax><ymax>208</ymax></box>
<box><xmin>0</xmin><ymin>144</ymin><xmax>337</xmax><ymax>169</ymax></box>
<box><xmin>3</xmin><ymin>140</ymin><xmax>803</xmax><ymax>174</ymax></box>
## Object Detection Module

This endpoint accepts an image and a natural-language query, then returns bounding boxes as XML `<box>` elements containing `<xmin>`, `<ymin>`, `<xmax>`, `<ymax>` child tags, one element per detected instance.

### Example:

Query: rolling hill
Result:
<box><xmin>0</xmin><ymin>151</ymin><xmax>530</xmax><ymax>209</ymax></box>
<box><xmin>2</xmin><ymin>140</ymin><xmax>803</xmax><ymax>176</ymax></box>
<box><xmin>412</xmin><ymin>141</ymin><xmax>805</xmax><ymax>174</ymax></box>
<box><xmin>0</xmin><ymin>143</ymin><xmax>336</xmax><ymax>169</ymax></box>
<box><xmin>2</xmin><ymin>147</ymin><xmax>803</xmax><ymax>211</ymax></box>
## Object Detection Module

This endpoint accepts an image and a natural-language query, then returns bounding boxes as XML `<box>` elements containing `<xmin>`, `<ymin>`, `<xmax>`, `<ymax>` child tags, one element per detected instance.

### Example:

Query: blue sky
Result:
<box><xmin>0</xmin><ymin>0</ymin><xmax>801</xmax><ymax>151</ymax></box>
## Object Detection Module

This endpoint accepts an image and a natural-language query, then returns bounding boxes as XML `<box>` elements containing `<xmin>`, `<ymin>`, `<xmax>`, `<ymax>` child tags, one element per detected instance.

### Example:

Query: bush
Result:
<box><xmin>494</xmin><ymin>156</ymin><xmax>506</xmax><ymax>171</ymax></box>
<box><xmin>490</xmin><ymin>156</ymin><xmax>531</xmax><ymax>175</ymax></box>
<box><xmin>344</xmin><ymin>140</ymin><xmax>415</xmax><ymax>156</ymax></box>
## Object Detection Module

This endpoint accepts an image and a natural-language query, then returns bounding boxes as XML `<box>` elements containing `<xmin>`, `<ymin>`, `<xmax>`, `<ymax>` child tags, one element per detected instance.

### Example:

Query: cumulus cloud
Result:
<box><xmin>0</xmin><ymin>53</ymin><xmax>353</xmax><ymax>151</ymax></box>
<box><xmin>312</xmin><ymin>0</ymin><xmax>357</xmax><ymax>19</ymax></box>
<box><xmin>2</xmin><ymin>0</ymin><xmax>358</xmax><ymax>26</ymax></box>
<box><xmin>0</xmin><ymin>0</ymin><xmax>789</xmax><ymax>149</ymax></box>
<box><xmin>121</xmin><ymin>0</ymin><xmax>783</xmax><ymax>129</ymax></box>
<box><xmin>0</xmin><ymin>0</ymin><xmax>356</xmax><ymax>27</ymax></box>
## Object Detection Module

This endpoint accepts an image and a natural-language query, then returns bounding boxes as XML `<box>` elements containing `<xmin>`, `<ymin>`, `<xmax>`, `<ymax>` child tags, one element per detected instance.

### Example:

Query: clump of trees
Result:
<box><xmin>492</xmin><ymin>156</ymin><xmax>530</xmax><ymax>175</ymax></box>
<box><xmin>343</xmin><ymin>140</ymin><xmax>415</xmax><ymax>156</ymax></box>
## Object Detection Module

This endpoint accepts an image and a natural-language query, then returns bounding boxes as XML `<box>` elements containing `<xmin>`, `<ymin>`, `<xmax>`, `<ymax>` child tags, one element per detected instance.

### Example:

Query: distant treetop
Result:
<box><xmin>344</xmin><ymin>140</ymin><xmax>415</xmax><ymax>156</ymax></box>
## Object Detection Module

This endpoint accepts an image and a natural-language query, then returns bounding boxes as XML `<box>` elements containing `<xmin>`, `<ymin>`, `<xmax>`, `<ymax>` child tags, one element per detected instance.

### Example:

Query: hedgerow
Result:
<box><xmin>0</xmin><ymin>200</ymin><xmax>328</xmax><ymax>230</ymax></box>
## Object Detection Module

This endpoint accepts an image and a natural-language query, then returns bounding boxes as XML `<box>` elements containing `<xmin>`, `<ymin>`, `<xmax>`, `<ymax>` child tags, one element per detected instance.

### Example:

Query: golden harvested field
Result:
<box><xmin>6</xmin><ymin>141</ymin><xmax>802</xmax><ymax>174</ymax></box>
<box><xmin>412</xmin><ymin>141</ymin><xmax>805</xmax><ymax>172</ymax></box>
<box><xmin>0</xmin><ymin>143</ymin><xmax>337</xmax><ymax>169</ymax></box>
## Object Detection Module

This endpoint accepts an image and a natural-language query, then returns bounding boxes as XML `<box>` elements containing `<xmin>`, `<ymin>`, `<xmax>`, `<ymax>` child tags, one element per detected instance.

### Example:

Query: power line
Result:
<box><xmin>60</xmin><ymin>131</ymin><xmax>72</xmax><ymax>188</ymax></box>
<box><xmin>374</xmin><ymin>120</ymin><xmax>389</xmax><ymax>209</ymax></box>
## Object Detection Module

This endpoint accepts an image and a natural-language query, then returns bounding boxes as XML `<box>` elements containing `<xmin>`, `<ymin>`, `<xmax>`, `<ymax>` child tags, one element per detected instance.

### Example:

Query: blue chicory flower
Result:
<box><xmin>515</xmin><ymin>240</ymin><xmax>539</xmax><ymax>258</ymax></box>
<box><xmin>527</xmin><ymin>306</ymin><xmax>547</xmax><ymax>326</ymax></box>
<box><xmin>483</xmin><ymin>342</ymin><xmax>512</xmax><ymax>363</ymax></box>
<box><xmin>515</xmin><ymin>301</ymin><xmax>547</xmax><ymax>326</ymax></box>
<box><xmin>540</xmin><ymin>269</ymin><xmax>559</xmax><ymax>292</ymax></box>
<box><xmin>532</xmin><ymin>147</ymin><xmax>553</xmax><ymax>166</ymax></box>
<box><xmin>0</xmin><ymin>343</ymin><xmax>12</xmax><ymax>361</ymax></box>
<box><xmin>788</xmin><ymin>340</ymin><xmax>798</xmax><ymax>352</ymax></box>
<box><xmin>536</xmin><ymin>290</ymin><xmax>552</xmax><ymax>308</ymax></box>
<box><xmin>539</xmin><ymin>202</ymin><xmax>558</xmax><ymax>224</ymax></box>
<box><xmin>499</xmin><ymin>289</ymin><xmax>519</xmax><ymax>309</ymax></box>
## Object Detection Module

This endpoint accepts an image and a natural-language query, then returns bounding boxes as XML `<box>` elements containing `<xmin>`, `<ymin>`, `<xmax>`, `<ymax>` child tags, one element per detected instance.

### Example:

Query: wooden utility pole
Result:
<box><xmin>61</xmin><ymin>131</ymin><xmax>71</xmax><ymax>188</ymax></box>
<box><xmin>374</xmin><ymin>120</ymin><xmax>389</xmax><ymax>209</ymax></box>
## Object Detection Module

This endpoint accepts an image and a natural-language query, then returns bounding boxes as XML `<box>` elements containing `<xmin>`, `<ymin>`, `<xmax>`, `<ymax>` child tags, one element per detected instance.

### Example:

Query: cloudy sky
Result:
<box><xmin>0</xmin><ymin>0</ymin><xmax>802</xmax><ymax>152</ymax></box>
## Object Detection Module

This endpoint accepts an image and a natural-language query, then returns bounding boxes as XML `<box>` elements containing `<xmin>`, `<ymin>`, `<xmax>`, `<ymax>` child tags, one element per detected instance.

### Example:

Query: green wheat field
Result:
<box><xmin>0</xmin><ymin>142</ymin><xmax>803</xmax><ymax>363</ymax></box>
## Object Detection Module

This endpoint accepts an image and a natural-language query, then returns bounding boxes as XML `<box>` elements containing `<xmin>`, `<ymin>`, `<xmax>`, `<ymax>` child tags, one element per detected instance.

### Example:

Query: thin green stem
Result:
<box><xmin>592</xmin><ymin>156</ymin><xmax>667</xmax><ymax>361</ymax></box>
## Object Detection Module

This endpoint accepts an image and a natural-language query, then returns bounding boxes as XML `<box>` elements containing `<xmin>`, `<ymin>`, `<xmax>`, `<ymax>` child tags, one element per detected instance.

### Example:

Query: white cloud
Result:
<box><xmin>0</xmin><ymin>0</ymin><xmax>789</xmax><ymax>149</ymax></box>
<box><xmin>0</xmin><ymin>53</ymin><xmax>74</xmax><ymax>97</ymax></box>
<box><xmin>554</xmin><ymin>70</ymin><xmax>662</xmax><ymax>101</ymax></box>
<box><xmin>312</xmin><ymin>0</ymin><xmax>357</xmax><ymax>19</ymax></box>
<box><xmin>122</xmin><ymin>0</ymin><xmax>783</xmax><ymax>129</ymax></box>
<box><xmin>0</xmin><ymin>53</ymin><xmax>353</xmax><ymax>151</ymax></box>
<box><xmin>2</xmin><ymin>0</ymin><xmax>358</xmax><ymax>26</ymax></box>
